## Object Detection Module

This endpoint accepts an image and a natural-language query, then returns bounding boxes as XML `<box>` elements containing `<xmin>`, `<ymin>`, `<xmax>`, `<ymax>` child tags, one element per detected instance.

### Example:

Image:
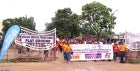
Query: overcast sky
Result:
<box><xmin>0</xmin><ymin>0</ymin><xmax>140</xmax><ymax>34</ymax></box>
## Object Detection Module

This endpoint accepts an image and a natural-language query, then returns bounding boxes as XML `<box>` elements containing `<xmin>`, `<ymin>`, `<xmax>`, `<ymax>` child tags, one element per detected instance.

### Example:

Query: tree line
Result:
<box><xmin>1</xmin><ymin>1</ymin><xmax>117</xmax><ymax>39</ymax></box>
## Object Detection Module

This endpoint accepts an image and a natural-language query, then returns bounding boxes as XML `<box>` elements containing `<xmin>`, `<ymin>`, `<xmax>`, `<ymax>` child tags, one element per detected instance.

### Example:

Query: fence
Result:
<box><xmin>124</xmin><ymin>32</ymin><xmax>140</xmax><ymax>63</ymax></box>
<box><xmin>1</xmin><ymin>26</ymin><xmax>57</xmax><ymax>62</ymax></box>
<box><xmin>3</xmin><ymin>45</ymin><xmax>56</xmax><ymax>62</ymax></box>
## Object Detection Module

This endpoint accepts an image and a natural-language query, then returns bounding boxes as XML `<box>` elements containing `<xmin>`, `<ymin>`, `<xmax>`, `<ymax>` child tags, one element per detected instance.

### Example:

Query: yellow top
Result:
<box><xmin>119</xmin><ymin>44</ymin><xmax>126</xmax><ymax>51</ymax></box>
<box><xmin>63</xmin><ymin>44</ymin><xmax>72</xmax><ymax>52</ymax></box>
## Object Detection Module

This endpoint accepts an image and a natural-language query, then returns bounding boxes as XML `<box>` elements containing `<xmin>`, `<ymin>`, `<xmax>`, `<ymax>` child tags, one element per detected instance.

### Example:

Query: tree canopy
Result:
<box><xmin>81</xmin><ymin>1</ymin><xmax>116</xmax><ymax>39</ymax></box>
<box><xmin>2</xmin><ymin>16</ymin><xmax>36</xmax><ymax>34</ymax></box>
<box><xmin>45</xmin><ymin>2</ymin><xmax>117</xmax><ymax>39</ymax></box>
<box><xmin>46</xmin><ymin>8</ymin><xmax>81</xmax><ymax>38</ymax></box>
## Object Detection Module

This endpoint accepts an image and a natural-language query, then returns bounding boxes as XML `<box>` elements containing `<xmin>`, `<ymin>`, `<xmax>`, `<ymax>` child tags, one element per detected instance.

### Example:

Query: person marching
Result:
<box><xmin>63</xmin><ymin>42</ymin><xmax>72</xmax><ymax>63</ymax></box>
<box><xmin>54</xmin><ymin>41</ymin><xmax>60</xmax><ymax>59</ymax></box>
<box><xmin>59</xmin><ymin>41</ymin><xmax>67</xmax><ymax>61</ymax></box>
<box><xmin>113</xmin><ymin>42</ymin><xmax>119</xmax><ymax>61</ymax></box>
<box><xmin>119</xmin><ymin>42</ymin><xmax>126</xmax><ymax>63</ymax></box>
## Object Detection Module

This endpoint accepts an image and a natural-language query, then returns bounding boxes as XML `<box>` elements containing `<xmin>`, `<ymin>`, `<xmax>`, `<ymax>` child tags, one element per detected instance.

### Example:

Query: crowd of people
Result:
<box><xmin>0</xmin><ymin>35</ymin><xmax>127</xmax><ymax>64</ymax></box>
<box><xmin>57</xmin><ymin>37</ymin><xmax>104</xmax><ymax>44</ymax></box>
<box><xmin>55</xmin><ymin>37</ymin><xmax>127</xmax><ymax>64</ymax></box>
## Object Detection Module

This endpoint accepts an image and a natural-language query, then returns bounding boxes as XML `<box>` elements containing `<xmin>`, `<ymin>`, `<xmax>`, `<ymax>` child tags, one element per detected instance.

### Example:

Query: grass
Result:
<box><xmin>127</xmin><ymin>59</ymin><xmax>140</xmax><ymax>64</ymax></box>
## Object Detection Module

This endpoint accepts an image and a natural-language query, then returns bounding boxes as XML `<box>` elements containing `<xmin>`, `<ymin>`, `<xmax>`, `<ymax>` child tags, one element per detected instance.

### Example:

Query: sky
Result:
<box><xmin>0</xmin><ymin>0</ymin><xmax>140</xmax><ymax>34</ymax></box>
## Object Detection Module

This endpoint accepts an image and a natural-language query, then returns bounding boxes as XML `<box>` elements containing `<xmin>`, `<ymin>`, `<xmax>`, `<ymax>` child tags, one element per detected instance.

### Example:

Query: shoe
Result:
<box><xmin>67</xmin><ymin>61</ymin><xmax>70</xmax><ymax>64</ymax></box>
<box><xmin>120</xmin><ymin>61</ymin><xmax>125</xmax><ymax>63</ymax></box>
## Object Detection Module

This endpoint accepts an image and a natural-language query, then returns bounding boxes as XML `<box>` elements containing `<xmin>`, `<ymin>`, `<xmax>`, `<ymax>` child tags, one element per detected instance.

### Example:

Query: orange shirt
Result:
<box><xmin>62</xmin><ymin>44</ymin><xmax>67</xmax><ymax>49</ymax></box>
<box><xmin>59</xmin><ymin>43</ymin><xmax>63</xmax><ymax>47</ymax></box>
<box><xmin>119</xmin><ymin>44</ymin><xmax>126</xmax><ymax>51</ymax></box>
<box><xmin>64</xmin><ymin>45</ymin><xmax>72</xmax><ymax>52</ymax></box>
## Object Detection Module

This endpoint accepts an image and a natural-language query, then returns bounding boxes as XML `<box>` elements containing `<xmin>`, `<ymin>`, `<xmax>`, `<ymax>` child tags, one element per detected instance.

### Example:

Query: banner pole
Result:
<box><xmin>54</xmin><ymin>28</ymin><xmax>56</xmax><ymax>60</ymax></box>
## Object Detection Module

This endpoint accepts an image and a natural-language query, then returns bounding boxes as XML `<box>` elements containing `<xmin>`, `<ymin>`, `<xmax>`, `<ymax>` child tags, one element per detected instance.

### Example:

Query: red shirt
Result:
<box><xmin>113</xmin><ymin>44</ymin><xmax>119</xmax><ymax>52</ymax></box>
<box><xmin>55</xmin><ymin>42</ymin><xmax>59</xmax><ymax>51</ymax></box>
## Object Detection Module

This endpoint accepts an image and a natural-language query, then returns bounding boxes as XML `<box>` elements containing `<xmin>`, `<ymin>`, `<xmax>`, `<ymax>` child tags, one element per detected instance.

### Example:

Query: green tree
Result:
<box><xmin>46</xmin><ymin>8</ymin><xmax>81</xmax><ymax>38</ymax></box>
<box><xmin>80</xmin><ymin>23</ymin><xmax>96</xmax><ymax>37</ymax></box>
<box><xmin>81</xmin><ymin>1</ymin><xmax>116</xmax><ymax>39</ymax></box>
<box><xmin>100</xmin><ymin>31</ymin><xmax>114</xmax><ymax>39</ymax></box>
<box><xmin>2</xmin><ymin>16</ymin><xmax>36</xmax><ymax>34</ymax></box>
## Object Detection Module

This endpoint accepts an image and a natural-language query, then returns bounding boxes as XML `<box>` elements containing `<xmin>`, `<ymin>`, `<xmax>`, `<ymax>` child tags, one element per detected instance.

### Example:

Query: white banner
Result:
<box><xmin>21</xmin><ymin>34</ymin><xmax>54</xmax><ymax>44</ymax></box>
<box><xmin>124</xmin><ymin>33</ymin><xmax>140</xmax><ymax>51</ymax></box>
<box><xmin>22</xmin><ymin>34</ymin><xmax>54</xmax><ymax>48</ymax></box>
<box><xmin>71</xmin><ymin>44</ymin><xmax>113</xmax><ymax>61</ymax></box>
<box><xmin>15</xmin><ymin>27</ymin><xmax>56</xmax><ymax>50</ymax></box>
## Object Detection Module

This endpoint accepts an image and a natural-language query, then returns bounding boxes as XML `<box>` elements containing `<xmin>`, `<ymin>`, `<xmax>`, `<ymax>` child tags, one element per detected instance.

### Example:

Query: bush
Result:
<box><xmin>127</xmin><ymin>60</ymin><xmax>140</xmax><ymax>64</ymax></box>
<box><xmin>0</xmin><ymin>58</ymin><xmax>15</xmax><ymax>63</ymax></box>
<box><xmin>15</xmin><ymin>56</ymin><xmax>41</xmax><ymax>62</ymax></box>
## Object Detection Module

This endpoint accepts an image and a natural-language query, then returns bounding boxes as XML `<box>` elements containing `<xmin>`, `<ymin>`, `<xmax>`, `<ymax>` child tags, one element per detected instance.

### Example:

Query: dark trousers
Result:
<box><xmin>18</xmin><ymin>48</ymin><xmax>22</xmax><ymax>54</ymax></box>
<box><xmin>113</xmin><ymin>52</ymin><xmax>118</xmax><ymax>61</ymax></box>
<box><xmin>44</xmin><ymin>50</ymin><xmax>49</xmax><ymax>57</ymax></box>
<box><xmin>120</xmin><ymin>51</ymin><xmax>125</xmax><ymax>63</ymax></box>
<box><xmin>65</xmin><ymin>52</ymin><xmax>71</xmax><ymax>61</ymax></box>
<box><xmin>63</xmin><ymin>52</ymin><xmax>66</xmax><ymax>60</ymax></box>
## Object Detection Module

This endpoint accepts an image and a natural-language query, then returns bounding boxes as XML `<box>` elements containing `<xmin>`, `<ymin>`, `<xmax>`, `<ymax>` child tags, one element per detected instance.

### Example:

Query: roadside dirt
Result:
<box><xmin>0</xmin><ymin>60</ymin><xmax>140</xmax><ymax>71</ymax></box>
<box><xmin>0</xmin><ymin>49</ymin><xmax>140</xmax><ymax>71</ymax></box>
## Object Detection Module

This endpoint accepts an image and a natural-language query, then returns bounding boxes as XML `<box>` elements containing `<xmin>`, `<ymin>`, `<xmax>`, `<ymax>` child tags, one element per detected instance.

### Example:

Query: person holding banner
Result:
<box><xmin>59</xmin><ymin>41</ymin><xmax>67</xmax><ymax>61</ymax></box>
<box><xmin>54</xmin><ymin>41</ymin><xmax>59</xmax><ymax>59</ymax></box>
<box><xmin>113</xmin><ymin>42</ymin><xmax>119</xmax><ymax>61</ymax></box>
